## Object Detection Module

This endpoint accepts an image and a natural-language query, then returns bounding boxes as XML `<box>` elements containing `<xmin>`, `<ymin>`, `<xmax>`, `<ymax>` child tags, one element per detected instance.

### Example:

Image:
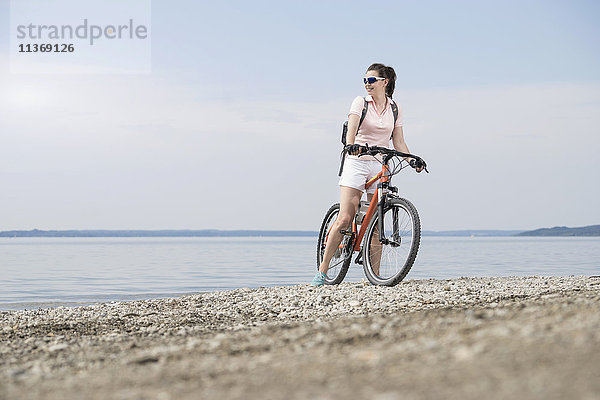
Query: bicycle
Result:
<box><xmin>316</xmin><ymin>145</ymin><xmax>428</xmax><ymax>286</ymax></box>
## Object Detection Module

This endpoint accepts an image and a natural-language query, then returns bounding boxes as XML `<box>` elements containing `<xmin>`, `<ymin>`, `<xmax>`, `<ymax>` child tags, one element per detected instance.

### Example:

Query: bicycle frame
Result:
<box><xmin>325</xmin><ymin>162</ymin><xmax>394</xmax><ymax>253</ymax></box>
<box><xmin>318</xmin><ymin>145</ymin><xmax>426</xmax><ymax>284</ymax></box>
<box><xmin>350</xmin><ymin>164</ymin><xmax>388</xmax><ymax>251</ymax></box>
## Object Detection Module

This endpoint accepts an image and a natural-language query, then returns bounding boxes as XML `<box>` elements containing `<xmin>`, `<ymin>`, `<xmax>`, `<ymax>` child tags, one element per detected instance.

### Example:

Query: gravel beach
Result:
<box><xmin>1</xmin><ymin>276</ymin><xmax>599</xmax><ymax>400</ymax></box>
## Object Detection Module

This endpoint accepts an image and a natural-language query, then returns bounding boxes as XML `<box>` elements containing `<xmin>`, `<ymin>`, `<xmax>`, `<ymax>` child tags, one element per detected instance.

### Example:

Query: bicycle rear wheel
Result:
<box><xmin>316</xmin><ymin>203</ymin><xmax>353</xmax><ymax>285</ymax></box>
<box><xmin>362</xmin><ymin>197</ymin><xmax>421</xmax><ymax>286</ymax></box>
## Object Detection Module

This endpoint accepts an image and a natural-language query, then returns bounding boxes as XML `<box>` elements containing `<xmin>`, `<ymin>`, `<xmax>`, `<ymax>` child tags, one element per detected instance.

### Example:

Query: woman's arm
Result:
<box><xmin>392</xmin><ymin>126</ymin><xmax>410</xmax><ymax>154</ymax></box>
<box><xmin>346</xmin><ymin>114</ymin><xmax>360</xmax><ymax>145</ymax></box>
<box><xmin>345</xmin><ymin>114</ymin><xmax>361</xmax><ymax>155</ymax></box>
<box><xmin>392</xmin><ymin>126</ymin><xmax>423</xmax><ymax>172</ymax></box>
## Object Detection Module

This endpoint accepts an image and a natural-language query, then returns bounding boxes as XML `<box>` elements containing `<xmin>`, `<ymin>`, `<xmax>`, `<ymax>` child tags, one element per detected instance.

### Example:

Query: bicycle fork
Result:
<box><xmin>377</xmin><ymin>178</ymin><xmax>401</xmax><ymax>248</ymax></box>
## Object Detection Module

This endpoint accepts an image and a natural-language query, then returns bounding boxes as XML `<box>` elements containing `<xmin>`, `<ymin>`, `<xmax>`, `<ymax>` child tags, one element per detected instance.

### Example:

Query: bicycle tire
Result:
<box><xmin>316</xmin><ymin>203</ymin><xmax>353</xmax><ymax>285</ymax></box>
<box><xmin>362</xmin><ymin>197</ymin><xmax>421</xmax><ymax>286</ymax></box>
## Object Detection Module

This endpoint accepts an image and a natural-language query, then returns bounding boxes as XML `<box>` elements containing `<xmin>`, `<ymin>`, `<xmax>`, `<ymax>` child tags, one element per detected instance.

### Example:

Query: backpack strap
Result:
<box><xmin>359</xmin><ymin>97</ymin><xmax>368</xmax><ymax>128</ymax></box>
<box><xmin>361</xmin><ymin>97</ymin><xmax>397</xmax><ymax>128</ymax></box>
<box><xmin>391</xmin><ymin>100</ymin><xmax>398</xmax><ymax>125</ymax></box>
<box><xmin>390</xmin><ymin>99</ymin><xmax>398</xmax><ymax>138</ymax></box>
<box><xmin>361</xmin><ymin>97</ymin><xmax>397</xmax><ymax>135</ymax></box>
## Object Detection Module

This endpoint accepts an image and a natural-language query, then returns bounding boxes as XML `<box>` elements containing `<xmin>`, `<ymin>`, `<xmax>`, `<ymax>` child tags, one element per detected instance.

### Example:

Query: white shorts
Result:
<box><xmin>338</xmin><ymin>157</ymin><xmax>381</xmax><ymax>194</ymax></box>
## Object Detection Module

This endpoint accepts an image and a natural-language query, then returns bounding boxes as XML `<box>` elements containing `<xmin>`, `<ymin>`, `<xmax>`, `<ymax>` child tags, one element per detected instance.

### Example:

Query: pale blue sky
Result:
<box><xmin>148</xmin><ymin>0</ymin><xmax>600</xmax><ymax>93</ymax></box>
<box><xmin>1</xmin><ymin>0</ymin><xmax>599</xmax><ymax>230</ymax></box>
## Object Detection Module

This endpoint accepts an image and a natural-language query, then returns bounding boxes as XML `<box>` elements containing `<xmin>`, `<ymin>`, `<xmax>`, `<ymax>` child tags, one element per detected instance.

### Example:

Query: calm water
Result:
<box><xmin>1</xmin><ymin>236</ymin><xmax>598</xmax><ymax>310</ymax></box>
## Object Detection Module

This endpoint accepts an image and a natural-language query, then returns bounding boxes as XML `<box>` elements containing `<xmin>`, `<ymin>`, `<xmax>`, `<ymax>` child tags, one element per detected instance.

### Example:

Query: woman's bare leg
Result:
<box><xmin>370</xmin><ymin>225</ymin><xmax>382</xmax><ymax>276</ymax></box>
<box><xmin>318</xmin><ymin>186</ymin><xmax>363</xmax><ymax>274</ymax></box>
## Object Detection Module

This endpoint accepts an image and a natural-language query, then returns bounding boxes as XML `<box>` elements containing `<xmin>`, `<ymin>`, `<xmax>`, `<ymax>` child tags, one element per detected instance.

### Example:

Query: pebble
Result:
<box><xmin>0</xmin><ymin>275</ymin><xmax>598</xmax><ymax>387</ymax></box>
<box><xmin>46</xmin><ymin>343</ymin><xmax>69</xmax><ymax>353</ymax></box>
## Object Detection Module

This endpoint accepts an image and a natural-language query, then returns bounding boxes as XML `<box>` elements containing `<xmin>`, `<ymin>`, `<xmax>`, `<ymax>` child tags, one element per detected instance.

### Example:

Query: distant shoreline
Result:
<box><xmin>1</xmin><ymin>226</ymin><xmax>599</xmax><ymax>237</ymax></box>
<box><xmin>0</xmin><ymin>229</ymin><xmax>318</xmax><ymax>238</ymax></box>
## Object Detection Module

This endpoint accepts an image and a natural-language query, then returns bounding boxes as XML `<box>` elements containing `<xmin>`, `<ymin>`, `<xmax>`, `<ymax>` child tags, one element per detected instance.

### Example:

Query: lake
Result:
<box><xmin>1</xmin><ymin>236</ymin><xmax>598</xmax><ymax>310</ymax></box>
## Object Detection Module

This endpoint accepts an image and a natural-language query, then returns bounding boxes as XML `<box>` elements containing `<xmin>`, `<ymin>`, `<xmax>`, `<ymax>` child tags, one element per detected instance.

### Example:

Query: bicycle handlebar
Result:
<box><xmin>344</xmin><ymin>144</ymin><xmax>429</xmax><ymax>173</ymax></box>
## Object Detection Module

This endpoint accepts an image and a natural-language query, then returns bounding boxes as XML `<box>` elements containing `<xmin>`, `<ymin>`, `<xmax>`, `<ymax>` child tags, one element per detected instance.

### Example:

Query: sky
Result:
<box><xmin>0</xmin><ymin>0</ymin><xmax>599</xmax><ymax>231</ymax></box>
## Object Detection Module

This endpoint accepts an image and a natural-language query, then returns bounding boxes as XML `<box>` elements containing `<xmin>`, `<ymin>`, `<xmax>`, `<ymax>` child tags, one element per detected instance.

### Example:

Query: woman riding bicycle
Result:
<box><xmin>312</xmin><ymin>63</ymin><xmax>423</xmax><ymax>286</ymax></box>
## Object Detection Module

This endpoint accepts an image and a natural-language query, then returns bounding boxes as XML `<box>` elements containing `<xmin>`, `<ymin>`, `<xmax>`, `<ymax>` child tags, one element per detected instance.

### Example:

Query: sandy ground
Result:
<box><xmin>1</xmin><ymin>276</ymin><xmax>599</xmax><ymax>400</ymax></box>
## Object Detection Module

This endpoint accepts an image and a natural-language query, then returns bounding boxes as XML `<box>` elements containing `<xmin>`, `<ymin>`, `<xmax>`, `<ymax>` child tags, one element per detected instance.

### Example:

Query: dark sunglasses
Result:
<box><xmin>363</xmin><ymin>77</ymin><xmax>385</xmax><ymax>84</ymax></box>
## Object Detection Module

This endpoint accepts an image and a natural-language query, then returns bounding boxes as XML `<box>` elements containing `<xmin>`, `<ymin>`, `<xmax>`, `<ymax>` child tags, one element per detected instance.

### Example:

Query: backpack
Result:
<box><xmin>338</xmin><ymin>98</ymin><xmax>399</xmax><ymax>176</ymax></box>
<box><xmin>341</xmin><ymin>97</ymin><xmax>399</xmax><ymax>145</ymax></box>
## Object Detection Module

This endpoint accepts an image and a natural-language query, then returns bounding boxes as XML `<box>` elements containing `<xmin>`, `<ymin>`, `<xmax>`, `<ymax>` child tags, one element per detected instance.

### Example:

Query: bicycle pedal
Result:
<box><xmin>354</xmin><ymin>251</ymin><xmax>363</xmax><ymax>265</ymax></box>
<box><xmin>340</xmin><ymin>230</ymin><xmax>353</xmax><ymax>236</ymax></box>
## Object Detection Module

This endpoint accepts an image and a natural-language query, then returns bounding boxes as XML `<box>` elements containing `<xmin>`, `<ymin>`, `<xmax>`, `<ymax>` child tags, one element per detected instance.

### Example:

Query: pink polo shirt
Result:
<box><xmin>348</xmin><ymin>95</ymin><xmax>403</xmax><ymax>154</ymax></box>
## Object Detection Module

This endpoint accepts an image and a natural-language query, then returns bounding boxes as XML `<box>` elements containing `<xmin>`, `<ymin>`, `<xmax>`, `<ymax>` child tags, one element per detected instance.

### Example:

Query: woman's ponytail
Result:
<box><xmin>367</xmin><ymin>63</ymin><xmax>396</xmax><ymax>98</ymax></box>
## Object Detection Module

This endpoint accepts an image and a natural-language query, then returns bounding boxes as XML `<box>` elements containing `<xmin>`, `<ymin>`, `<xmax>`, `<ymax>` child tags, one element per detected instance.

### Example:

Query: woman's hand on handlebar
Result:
<box><xmin>409</xmin><ymin>158</ymin><xmax>427</xmax><ymax>173</ymax></box>
<box><xmin>345</xmin><ymin>143</ymin><xmax>364</xmax><ymax>156</ymax></box>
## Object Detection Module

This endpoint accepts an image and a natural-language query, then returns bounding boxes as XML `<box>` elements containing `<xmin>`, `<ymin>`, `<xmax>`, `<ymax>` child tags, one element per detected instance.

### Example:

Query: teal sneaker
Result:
<box><xmin>311</xmin><ymin>271</ymin><xmax>326</xmax><ymax>287</ymax></box>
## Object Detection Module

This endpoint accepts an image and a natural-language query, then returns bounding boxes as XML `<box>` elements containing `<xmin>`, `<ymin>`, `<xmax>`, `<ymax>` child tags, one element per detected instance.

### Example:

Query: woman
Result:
<box><xmin>312</xmin><ymin>63</ymin><xmax>423</xmax><ymax>286</ymax></box>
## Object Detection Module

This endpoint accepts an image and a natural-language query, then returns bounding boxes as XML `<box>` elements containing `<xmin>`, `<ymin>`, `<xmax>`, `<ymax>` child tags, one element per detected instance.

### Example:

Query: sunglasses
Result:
<box><xmin>363</xmin><ymin>76</ymin><xmax>386</xmax><ymax>84</ymax></box>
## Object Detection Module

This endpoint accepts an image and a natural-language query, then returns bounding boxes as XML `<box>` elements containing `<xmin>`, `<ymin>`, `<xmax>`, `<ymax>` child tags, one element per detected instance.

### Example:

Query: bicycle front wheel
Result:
<box><xmin>316</xmin><ymin>203</ymin><xmax>353</xmax><ymax>285</ymax></box>
<box><xmin>362</xmin><ymin>197</ymin><xmax>421</xmax><ymax>286</ymax></box>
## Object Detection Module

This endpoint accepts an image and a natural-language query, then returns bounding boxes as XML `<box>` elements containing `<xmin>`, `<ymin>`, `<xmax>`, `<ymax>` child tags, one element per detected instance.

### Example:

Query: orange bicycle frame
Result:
<box><xmin>352</xmin><ymin>164</ymin><xmax>390</xmax><ymax>250</ymax></box>
<box><xmin>327</xmin><ymin>163</ymin><xmax>391</xmax><ymax>252</ymax></box>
